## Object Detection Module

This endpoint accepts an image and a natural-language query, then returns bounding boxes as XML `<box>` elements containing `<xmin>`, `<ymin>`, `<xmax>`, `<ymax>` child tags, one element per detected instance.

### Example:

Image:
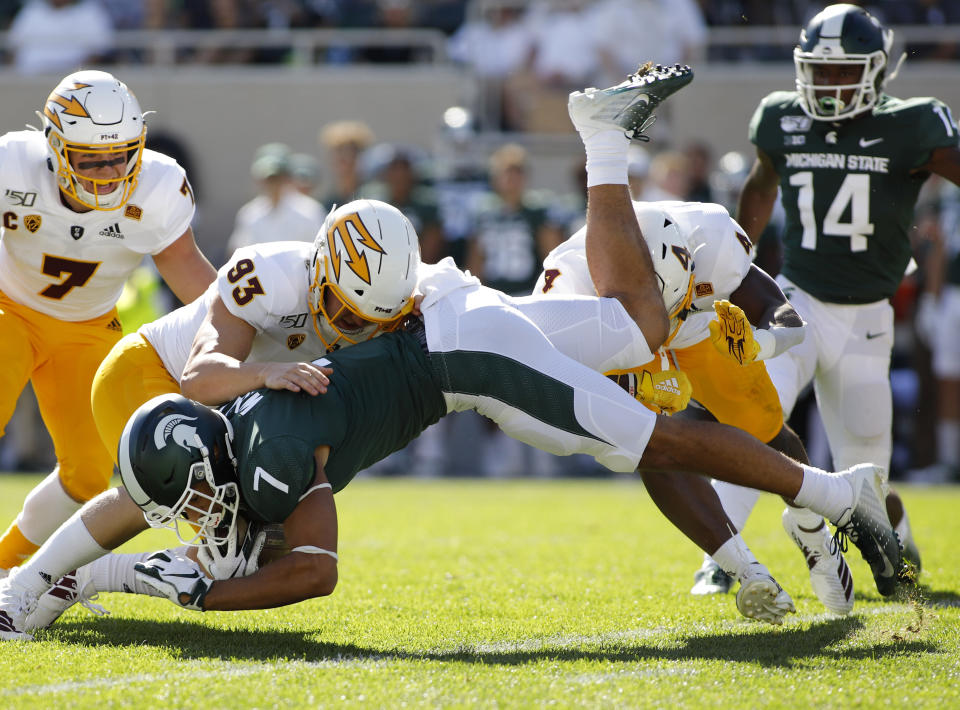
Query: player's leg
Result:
<box><xmin>0</xmin><ymin>299</ymin><xmax>95</xmax><ymax>569</ymax></box>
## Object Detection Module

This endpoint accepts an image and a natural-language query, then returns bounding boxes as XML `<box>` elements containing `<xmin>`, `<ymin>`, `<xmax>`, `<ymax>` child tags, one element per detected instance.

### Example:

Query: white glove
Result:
<box><xmin>135</xmin><ymin>551</ymin><xmax>212</xmax><ymax>611</ymax></box>
<box><xmin>198</xmin><ymin>519</ymin><xmax>267</xmax><ymax>580</ymax></box>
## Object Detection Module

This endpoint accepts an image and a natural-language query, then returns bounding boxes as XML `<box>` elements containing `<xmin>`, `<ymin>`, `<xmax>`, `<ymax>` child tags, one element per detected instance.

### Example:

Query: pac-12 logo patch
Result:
<box><xmin>24</xmin><ymin>215</ymin><xmax>42</xmax><ymax>233</ymax></box>
<box><xmin>70</xmin><ymin>225</ymin><xmax>84</xmax><ymax>240</ymax></box>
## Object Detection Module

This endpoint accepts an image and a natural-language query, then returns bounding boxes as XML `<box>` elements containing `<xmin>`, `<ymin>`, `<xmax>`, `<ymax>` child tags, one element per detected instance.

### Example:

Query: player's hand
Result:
<box><xmin>709</xmin><ymin>299</ymin><xmax>760</xmax><ymax>365</ymax></box>
<box><xmin>198</xmin><ymin>519</ymin><xmax>267</xmax><ymax>580</ymax></box>
<box><xmin>135</xmin><ymin>551</ymin><xmax>212</xmax><ymax>611</ymax></box>
<box><xmin>637</xmin><ymin>369</ymin><xmax>692</xmax><ymax>414</ymax></box>
<box><xmin>261</xmin><ymin>361</ymin><xmax>332</xmax><ymax>395</ymax></box>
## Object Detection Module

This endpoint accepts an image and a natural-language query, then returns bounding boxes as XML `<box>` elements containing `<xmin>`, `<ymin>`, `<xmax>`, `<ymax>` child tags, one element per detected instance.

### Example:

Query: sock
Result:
<box><xmin>711</xmin><ymin>481</ymin><xmax>761</xmax><ymax>531</ymax></box>
<box><xmin>0</xmin><ymin>470</ymin><xmax>82</xmax><ymax>568</ymax></box>
<box><xmin>783</xmin><ymin>504</ymin><xmax>824</xmax><ymax>531</ymax></box>
<box><xmin>792</xmin><ymin>465</ymin><xmax>852</xmax><ymax>523</ymax></box>
<box><xmin>582</xmin><ymin>129</ymin><xmax>629</xmax><ymax>187</ymax></box>
<box><xmin>18</xmin><ymin>470</ymin><xmax>84</xmax><ymax>544</ymax></box>
<box><xmin>84</xmin><ymin>551</ymin><xmax>165</xmax><ymax>597</ymax></box>
<box><xmin>709</xmin><ymin>533</ymin><xmax>758</xmax><ymax>580</ymax></box>
<box><xmin>16</xmin><ymin>512</ymin><xmax>108</xmax><ymax>597</ymax></box>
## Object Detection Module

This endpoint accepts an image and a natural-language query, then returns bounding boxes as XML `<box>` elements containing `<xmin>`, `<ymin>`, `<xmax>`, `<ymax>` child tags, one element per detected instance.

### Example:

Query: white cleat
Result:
<box><xmin>0</xmin><ymin>568</ymin><xmax>36</xmax><ymax>641</ymax></box>
<box><xmin>735</xmin><ymin>563</ymin><xmax>796</xmax><ymax>626</ymax></box>
<box><xmin>25</xmin><ymin>566</ymin><xmax>108</xmax><ymax>632</ymax></box>
<box><xmin>568</xmin><ymin>62</ymin><xmax>694</xmax><ymax>140</ymax></box>
<box><xmin>831</xmin><ymin>464</ymin><xmax>904</xmax><ymax>597</ymax></box>
<box><xmin>783</xmin><ymin>509</ymin><xmax>854</xmax><ymax>615</ymax></box>
<box><xmin>690</xmin><ymin>559</ymin><xmax>734</xmax><ymax>595</ymax></box>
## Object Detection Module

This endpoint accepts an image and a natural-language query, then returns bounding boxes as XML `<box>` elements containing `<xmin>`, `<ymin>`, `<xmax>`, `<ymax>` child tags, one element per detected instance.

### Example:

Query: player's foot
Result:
<box><xmin>782</xmin><ymin>509</ymin><xmax>854</xmax><ymax>615</ymax></box>
<box><xmin>25</xmin><ymin>567</ymin><xmax>108</xmax><ymax>631</ymax></box>
<box><xmin>830</xmin><ymin>464</ymin><xmax>904</xmax><ymax>597</ymax></box>
<box><xmin>735</xmin><ymin>563</ymin><xmax>796</xmax><ymax>625</ymax></box>
<box><xmin>894</xmin><ymin>510</ymin><xmax>922</xmax><ymax>576</ymax></box>
<box><xmin>690</xmin><ymin>558</ymin><xmax>734</xmax><ymax>595</ymax></box>
<box><xmin>568</xmin><ymin>62</ymin><xmax>694</xmax><ymax>140</ymax></box>
<box><xmin>0</xmin><ymin>568</ymin><xmax>35</xmax><ymax>641</ymax></box>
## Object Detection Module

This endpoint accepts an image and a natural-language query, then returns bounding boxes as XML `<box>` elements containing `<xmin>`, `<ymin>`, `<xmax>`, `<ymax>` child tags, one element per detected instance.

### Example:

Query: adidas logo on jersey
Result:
<box><xmin>107</xmin><ymin>317</ymin><xmax>123</xmax><ymax>333</ymax></box>
<box><xmin>654</xmin><ymin>377</ymin><xmax>682</xmax><ymax>396</ymax></box>
<box><xmin>98</xmin><ymin>223</ymin><xmax>125</xmax><ymax>239</ymax></box>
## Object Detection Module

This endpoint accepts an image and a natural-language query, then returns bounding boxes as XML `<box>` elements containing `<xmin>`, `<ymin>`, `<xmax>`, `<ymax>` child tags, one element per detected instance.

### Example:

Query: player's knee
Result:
<box><xmin>58</xmin><ymin>461</ymin><xmax>114</xmax><ymax>503</ymax></box>
<box><xmin>841</xmin><ymin>383</ymin><xmax>890</xmax><ymax>439</ymax></box>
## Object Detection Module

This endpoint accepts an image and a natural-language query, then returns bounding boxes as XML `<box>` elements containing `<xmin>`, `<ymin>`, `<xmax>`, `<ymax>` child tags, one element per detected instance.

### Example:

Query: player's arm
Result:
<box><xmin>152</xmin><ymin>226</ymin><xmax>217</xmax><ymax>305</ymax></box>
<box><xmin>200</xmin><ymin>448</ymin><xmax>338</xmax><ymax>611</ymax></box>
<box><xmin>180</xmin><ymin>295</ymin><xmax>331</xmax><ymax>405</ymax></box>
<box><xmin>735</xmin><ymin>148</ymin><xmax>780</xmax><ymax>241</ymax></box>
<box><xmin>711</xmin><ymin>265</ymin><xmax>805</xmax><ymax>365</ymax></box>
<box><xmin>919</xmin><ymin>145</ymin><xmax>960</xmax><ymax>186</ymax></box>
<box><xmin>586</xmin><ymin>184</ymin><xmax>669</xmax><ymax>350</ymax></box>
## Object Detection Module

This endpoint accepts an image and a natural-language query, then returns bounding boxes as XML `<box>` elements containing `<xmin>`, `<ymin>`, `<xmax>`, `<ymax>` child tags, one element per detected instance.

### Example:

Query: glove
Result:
<box><xmin>135</xmin><ymin>551</ymin><xmax>212</xmax><ymax>611</ymax></box>
<box><xmin>198</xmin><ymin>518</ymin><xmax>267</xmax><ymax>580</ymax></box>
<box><xmin>637</xmin><ymin>368</ymin><xmax>692</xmax><ymax>414</ymax></box>
<box><xmin>709</xmin><ymin>299</ymin><xmax>760</xmax><ymax>365</ymax></box>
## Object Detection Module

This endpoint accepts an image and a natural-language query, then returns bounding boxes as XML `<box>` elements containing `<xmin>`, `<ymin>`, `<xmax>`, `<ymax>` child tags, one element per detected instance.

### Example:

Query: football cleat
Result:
<box><xmin>735</xmin><ymin>563</ymin><xmax>796</xmax><ymax>625</ymax></box>
<box><xmin>25</xmin><ymin>567</ymin><xmax>108</xmax><ymax>631</ymax></box>
<box><xmin>568</xmin><ymin>62</ymin><xmax>694</xmax><ymax>140</ymax></box>
<box><xmin>830</xmin><ymin>464</ymin><xmax>904</xmax><ymax>597</ymax></box>
<box><xmin>782</xmin><ymin>509</ymin><xmax>854</xmax><ymax>615</ymax></box>
<box><xmin>0</xmin><ymin>568</ymin><xmax>35</xmax><ymax>641</ymax></box>
<box><xmin>690</xmin><ymin>558</ymin><xmax>734</xmax><ymax>595</ymax></box>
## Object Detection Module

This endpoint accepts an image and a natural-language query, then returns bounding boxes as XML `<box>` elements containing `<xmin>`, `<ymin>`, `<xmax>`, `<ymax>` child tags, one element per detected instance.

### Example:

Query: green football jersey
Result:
<box><xmin>220</xmin><ymin>329</ymin><xmax>447</xmax><ymax>524</ymax></box>
<box><xmin>751</xmin><ymin>90</ymin><xmax>959</xmax><ymax>302</ymax></box>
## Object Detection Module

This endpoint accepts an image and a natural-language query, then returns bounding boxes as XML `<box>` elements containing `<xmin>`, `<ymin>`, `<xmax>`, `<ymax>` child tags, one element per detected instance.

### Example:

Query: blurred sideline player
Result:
<box><xmin>535</xmin><ymin>200</ymin><xmax>857</xmax><ymax>616</ymax></box>
<box><xmin>0</xmin><ymin>70</ymin><xmax>216</xmax><ymax>572</ymax></box>
<box><xmin>704</xmin><ymin>4</ymin><xmax>960</xmax><ymax>585</ymax></box>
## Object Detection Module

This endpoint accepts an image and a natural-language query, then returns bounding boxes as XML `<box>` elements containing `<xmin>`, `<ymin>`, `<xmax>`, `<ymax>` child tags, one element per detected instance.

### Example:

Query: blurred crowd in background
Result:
<box><xmin>1</xmin><ymin>0</ymin><xmax>959</xmax><ymax>483</ymax></box>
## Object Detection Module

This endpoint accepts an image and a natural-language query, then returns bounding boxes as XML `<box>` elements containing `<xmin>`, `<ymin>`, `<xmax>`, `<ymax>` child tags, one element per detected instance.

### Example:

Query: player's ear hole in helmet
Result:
<box><xmin>793</xmin><ymin>4</ymin><xmax>895</xmax><ymax>121</ymax></box>
<box><xmin>38</xmin><ymin>70</ymin><xmax>147</xmax><ymax>211</ymax></box>
<box><xmin>118</xmin><ymin>394</ymin><xmax>239</xmax><ymax>550</ymax></box>
<box><xmin>308</xmin><ymin>199</ymin><xmax>421</xmax><ymax>351</ymax></box>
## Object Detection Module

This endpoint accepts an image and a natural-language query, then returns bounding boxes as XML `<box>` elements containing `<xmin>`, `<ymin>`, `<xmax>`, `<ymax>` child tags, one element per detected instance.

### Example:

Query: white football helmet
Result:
<box><xmin>634</xmin><ymin>203</ymin><xmax>695</xmax><ymax>346</ymax></box>
<box><xmin>308</xmin><ymin>199</ymin><xmax>421</xmax><ymax>351</ymax></box>
<box><xmin>39</xmin><ymin>70</ymin><xmax>146</xmax><ymax>210</ymax></box>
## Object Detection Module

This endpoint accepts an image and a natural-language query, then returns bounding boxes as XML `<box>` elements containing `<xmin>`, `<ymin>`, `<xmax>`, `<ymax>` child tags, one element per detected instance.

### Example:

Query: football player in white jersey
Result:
<box><xmin>0</xmin><ymin>70</ymin><xmax>216</xmax><ymax>572</ymax></box>
<box><xmin>0</xmin><ymin>67</ymin><xmax>903</xmax><ymax>639</ymax></box>
<box><xmin>535</xmin><ymin>200</ymin><xmax>857</xmax><ymax>616</ymax></box>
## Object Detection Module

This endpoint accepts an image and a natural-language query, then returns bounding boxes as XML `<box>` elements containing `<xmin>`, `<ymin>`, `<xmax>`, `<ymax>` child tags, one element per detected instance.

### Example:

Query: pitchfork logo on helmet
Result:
<box><xmin>794</xmin><ymin>4</ymin><xmax>894</xmax><ymax>121</ymax></box>
<box><xmin>39</xmin><ymin>70</ymin><xmax>147</xmax><ymax>210</ymax></box>
<box><xmin>308</xmin><ymin>199</ymin><xmax>421</xmax><ymax>351</ymax></box>
<box><xmin>634</xmin><ymin>203</ymin><xmax>696</xmax><ymax>346</ymax></box>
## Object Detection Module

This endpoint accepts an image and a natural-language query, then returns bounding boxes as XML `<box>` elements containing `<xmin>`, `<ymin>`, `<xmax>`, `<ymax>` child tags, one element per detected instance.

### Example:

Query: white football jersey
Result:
<box><xmin>0</xmin><ymin>130</ymin><xmax>195</xmax><ymax>321</ymax></box>
<box><xmin>140</xmin><ymin>241</ymin><xmax>329</xmax><ymax>380</ymax></box>
<box><xmin>537</xmin><ymin>200</ymin><xmax>754</xmax><ymax>351</ymax></box>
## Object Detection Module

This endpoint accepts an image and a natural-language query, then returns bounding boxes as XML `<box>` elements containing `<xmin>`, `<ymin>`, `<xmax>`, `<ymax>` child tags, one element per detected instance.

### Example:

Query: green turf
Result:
<box><xmin>0</xmin><ymin>473</ymin><xmax>957</xmax><ymax>709</ymax></box>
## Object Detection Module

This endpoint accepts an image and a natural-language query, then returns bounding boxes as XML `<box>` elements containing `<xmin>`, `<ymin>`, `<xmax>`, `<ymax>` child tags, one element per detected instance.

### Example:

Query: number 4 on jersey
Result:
<box><xmin>789</xmin><ymin>171</ymin><xmax>874</xmax><ymax>252</ymax></box>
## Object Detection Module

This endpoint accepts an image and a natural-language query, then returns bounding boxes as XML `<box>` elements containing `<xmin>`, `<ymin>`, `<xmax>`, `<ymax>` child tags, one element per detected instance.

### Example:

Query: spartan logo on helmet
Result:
<box><xmin>154</xmin><ymin>413</ymin><xmax>200</xmax><ymax>453</ymax></box>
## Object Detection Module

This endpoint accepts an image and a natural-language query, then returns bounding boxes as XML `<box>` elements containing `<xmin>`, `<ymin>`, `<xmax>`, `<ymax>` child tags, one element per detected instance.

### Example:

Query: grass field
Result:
<box><xmin>0</xmin><ymin>472</ymin><xmax>958</xmax><ymax>709</ymax></box>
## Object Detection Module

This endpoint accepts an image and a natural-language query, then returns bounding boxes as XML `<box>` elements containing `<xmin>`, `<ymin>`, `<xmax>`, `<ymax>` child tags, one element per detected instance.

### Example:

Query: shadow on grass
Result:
<box><xmin>43</xmin><ymin>614</ymin><xmax>938</xmax><ymax>669</ymax></box>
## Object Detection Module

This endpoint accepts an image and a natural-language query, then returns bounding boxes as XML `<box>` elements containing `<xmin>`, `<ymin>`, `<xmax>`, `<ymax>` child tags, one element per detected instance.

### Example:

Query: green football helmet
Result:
<box><xmin>118</xmin><ymin>394</ymin><xmax>239</xmax><ymax>549</ymax></box>
<box><xmin>794</xmin><ymin>4</ymin><xmax>893</xmax><ymax>121</ymax></box>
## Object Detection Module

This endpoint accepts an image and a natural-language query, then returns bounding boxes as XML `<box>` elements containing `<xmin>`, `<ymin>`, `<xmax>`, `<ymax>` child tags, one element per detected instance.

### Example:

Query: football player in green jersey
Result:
<box><xmin>696</xmin><ymin>3</ymin><xmax>960</xmax><ymax>607</ymax></box>
<box><xmin>0</xmin><ymin>66</ymin><xmax>904</xmax><ymax>639</ymax></box>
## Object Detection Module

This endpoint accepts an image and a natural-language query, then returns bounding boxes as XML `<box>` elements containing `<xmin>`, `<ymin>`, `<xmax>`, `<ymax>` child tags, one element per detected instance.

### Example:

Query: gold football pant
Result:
<box><xmin>0</xmin><ymin>290</ymin><xmax>122</xmax><ymax>567</ymax></box>
<box><xmin>90</xmin><ymin>332</ymin><xmax>180</xmax><ymax>464</ymax></box>
<box><xmin>672</xmin><ymin>337</ymin><xmax>784</xmax><ymax>444</ymax></box>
